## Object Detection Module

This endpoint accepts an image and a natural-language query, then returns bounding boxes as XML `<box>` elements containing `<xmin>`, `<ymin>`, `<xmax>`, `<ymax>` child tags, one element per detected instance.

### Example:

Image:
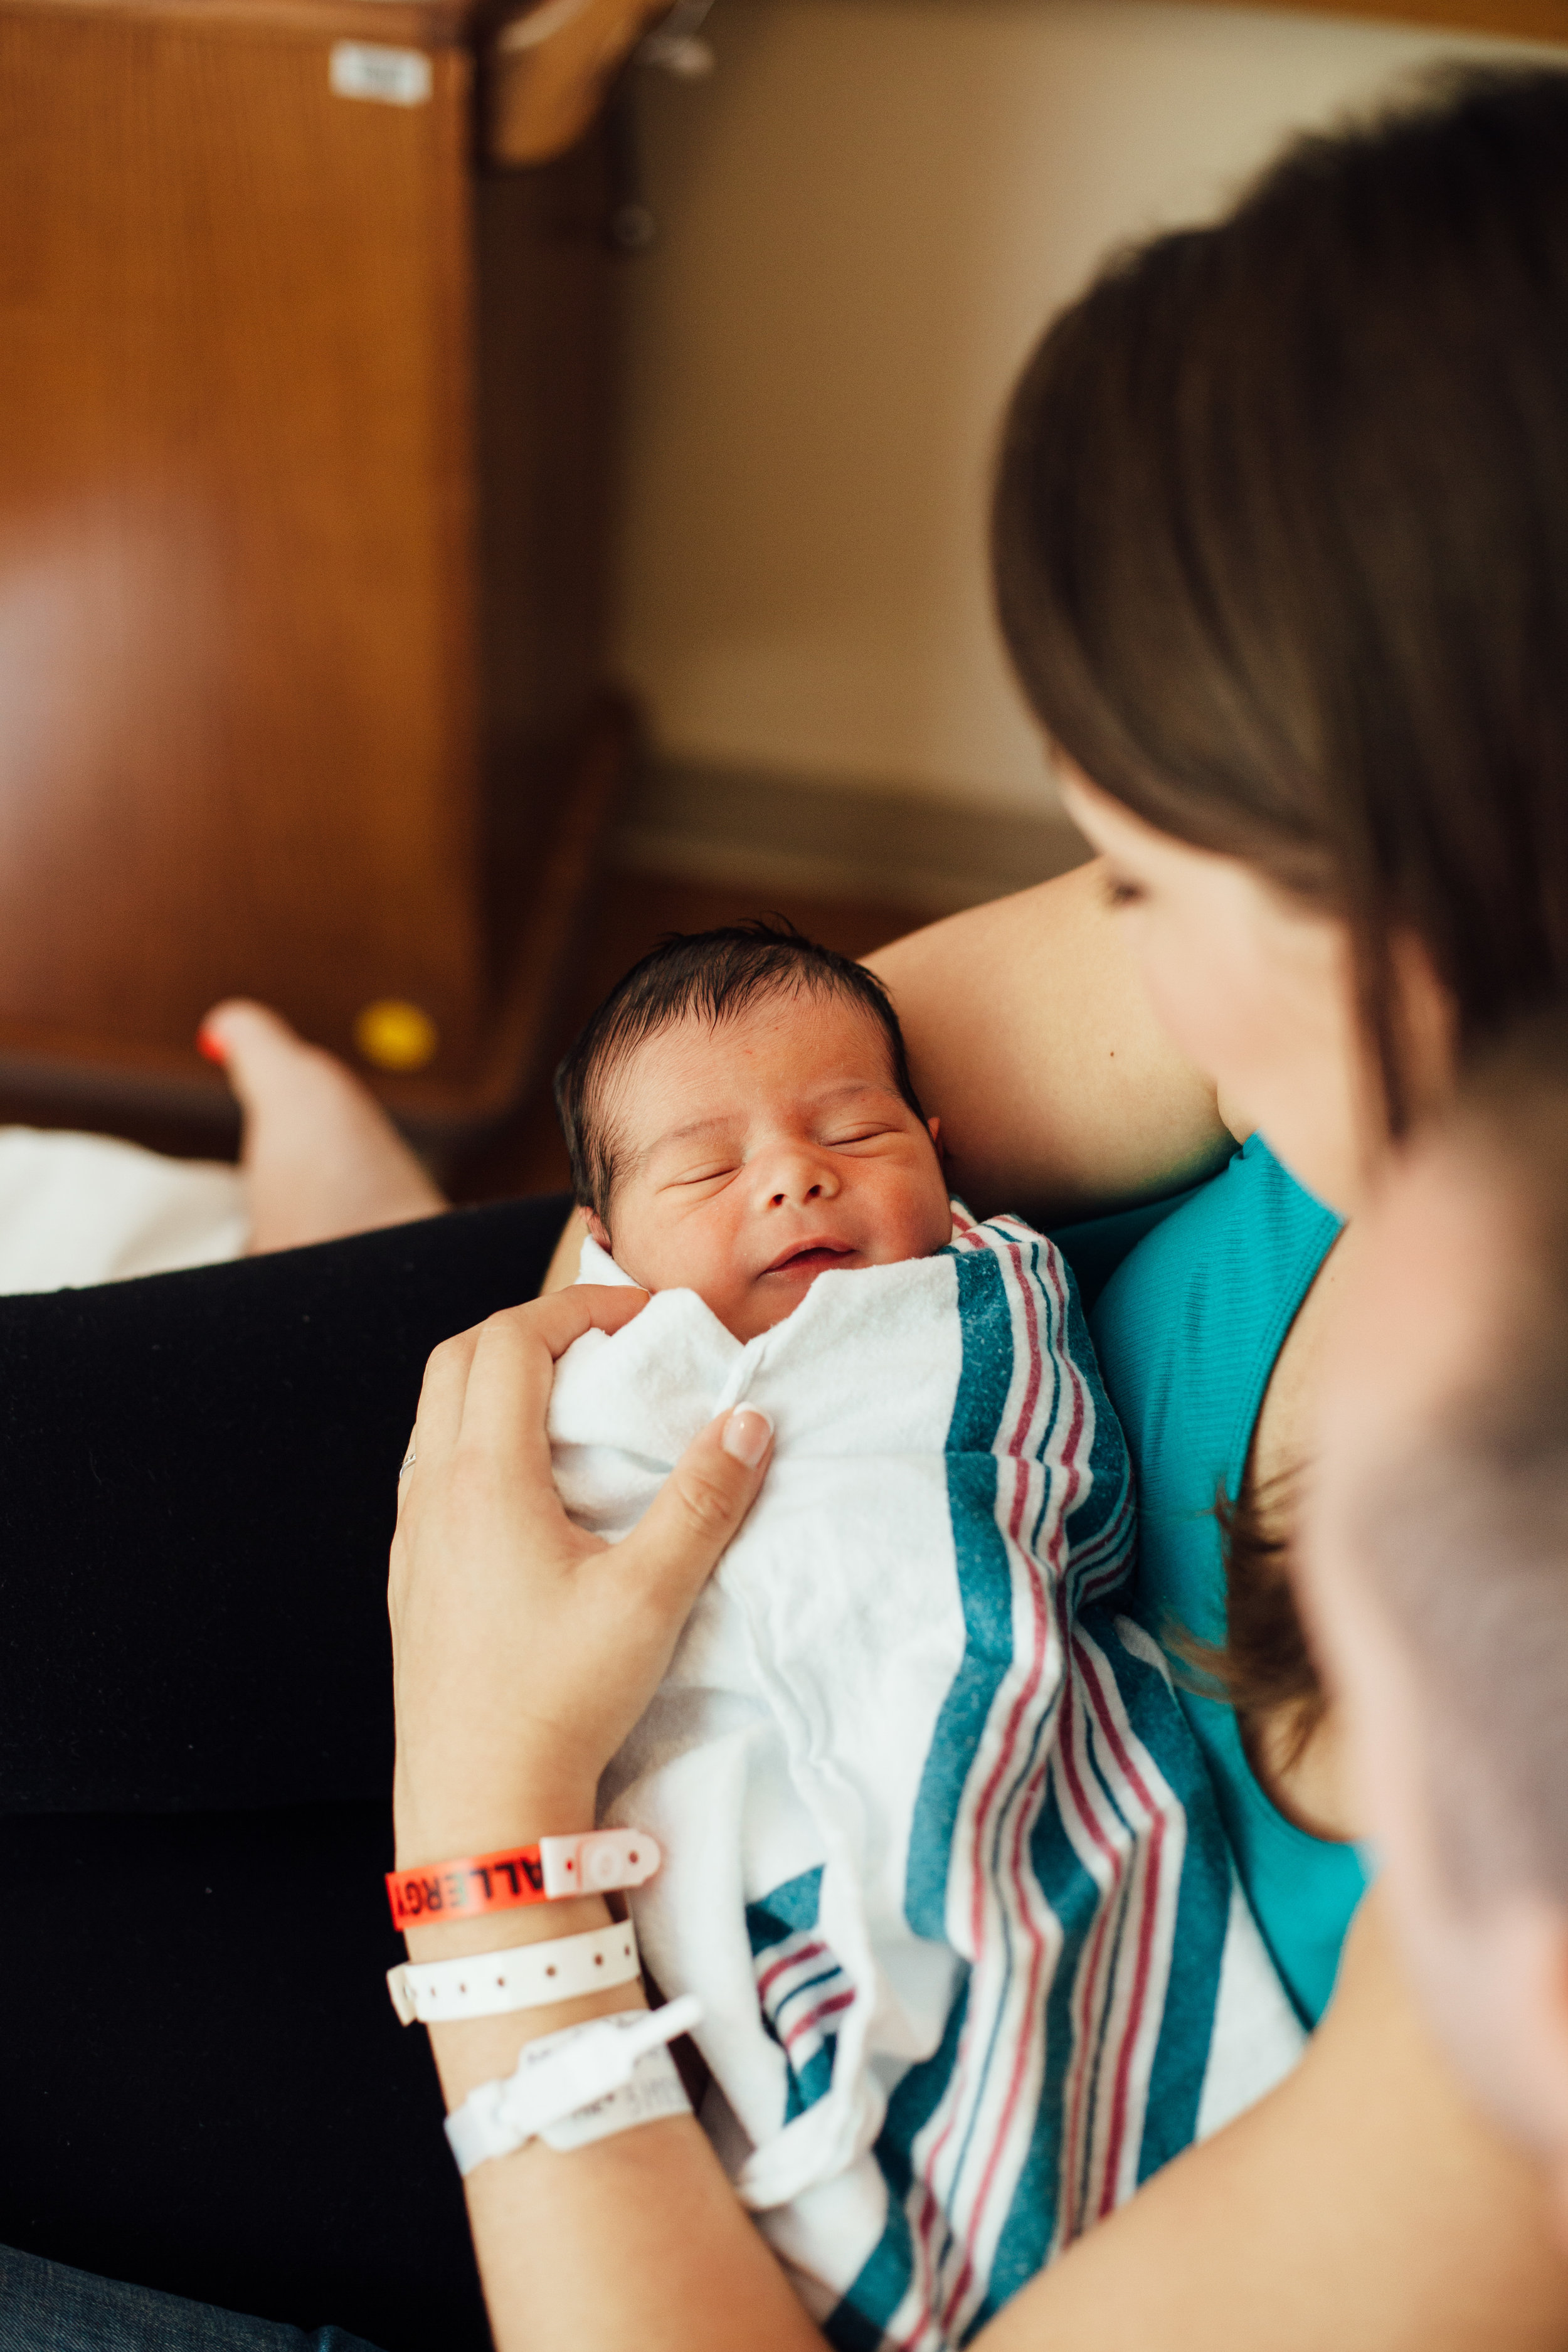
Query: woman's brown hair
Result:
<box><xmin>994</xmin><ymin>63</ymin><xmax>1568</xmax><ymax>1135</ymax></box>
<box><xmin>992</xmin><ymin>64</ymin><xmax>1568</xmax><ymax>1722</ymax></box>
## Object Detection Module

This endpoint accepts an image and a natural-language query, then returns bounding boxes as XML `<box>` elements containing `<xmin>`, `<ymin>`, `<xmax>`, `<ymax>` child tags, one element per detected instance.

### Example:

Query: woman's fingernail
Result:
<box><xmin>196</xmin><ymin>1026</ymin><xmax>226</xmax><ymax>1066</ymax></box>
<box><xmin>721</xmin><ymin>1407</ymin><xmax>773</xmax><ymax>1467</ymax></box>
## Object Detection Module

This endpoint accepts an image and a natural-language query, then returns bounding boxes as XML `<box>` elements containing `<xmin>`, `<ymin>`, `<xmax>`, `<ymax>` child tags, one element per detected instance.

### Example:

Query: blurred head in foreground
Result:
<box><xmin>1303</xmin><ymin>1010</ymin><xmax>1568</xmax><ymax>2227</ymax></box>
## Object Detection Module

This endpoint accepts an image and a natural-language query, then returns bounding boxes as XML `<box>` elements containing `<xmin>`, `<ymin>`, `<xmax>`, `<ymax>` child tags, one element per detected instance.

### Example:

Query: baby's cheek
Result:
<box><xmin>890</xmin><ymin>1170</ymin><xmax>957</xmax><ymax>1260</ymax></box>
<box><xmin>614</xmin><ymin>1205</ymin><xmax>719</xmax><ymax>1298</ymax></box>
<box><xmin>650</xmin><ymin>1235</ymin><xmax>754</xmax><ymax>1338</ymax></box>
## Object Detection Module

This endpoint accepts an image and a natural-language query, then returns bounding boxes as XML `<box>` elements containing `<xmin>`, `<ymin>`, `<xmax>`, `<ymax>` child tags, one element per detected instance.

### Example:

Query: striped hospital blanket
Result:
<box><xmin>553</xmin><ymin>1209</ymin><xmax>1302</xmax><ymax>2346</ymax></box>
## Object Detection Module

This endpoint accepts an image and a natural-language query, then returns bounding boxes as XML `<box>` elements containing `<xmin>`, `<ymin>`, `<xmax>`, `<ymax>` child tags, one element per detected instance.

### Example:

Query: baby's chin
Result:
<box><xmin>716</xmin><ymin>1254</ymin><xmax>868</xmax><ymax>1342</ymax></box>
<box><xmin>727</xmin><ymin>1282</ymin><xmax>815</xmax><ymax>1341</ymax></box>
<box><xmin>611</xmin><ymin>1263</ymin><xmax>808</xmax><ymax>1343</ymax></box>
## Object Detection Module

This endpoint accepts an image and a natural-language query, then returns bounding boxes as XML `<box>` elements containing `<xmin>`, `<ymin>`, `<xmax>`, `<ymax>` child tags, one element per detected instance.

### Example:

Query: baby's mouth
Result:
<box><xmin>763</xmin><ymin>1241</ymin><xmax>857</xmax><ymax>1277</ymax></box>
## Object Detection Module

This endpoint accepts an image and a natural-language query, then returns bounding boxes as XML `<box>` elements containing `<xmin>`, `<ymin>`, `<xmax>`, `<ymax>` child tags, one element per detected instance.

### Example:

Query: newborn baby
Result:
<box><xmin>548</xmin><ymin>923</ymin><xmax>1301</xmax><ymax>2352</ymax></box>
<box><xmin>553</xmin><ymin>920</ymin><xmax>952</xmax><ymax>1338</ymax></box>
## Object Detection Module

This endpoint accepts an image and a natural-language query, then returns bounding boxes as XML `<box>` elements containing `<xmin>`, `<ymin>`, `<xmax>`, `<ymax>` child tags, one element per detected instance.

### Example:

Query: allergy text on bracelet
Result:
<box><xmin>386</xmin><ymin>1828</ymin><xmax>660</xmax><ymax>1931</ymax></box>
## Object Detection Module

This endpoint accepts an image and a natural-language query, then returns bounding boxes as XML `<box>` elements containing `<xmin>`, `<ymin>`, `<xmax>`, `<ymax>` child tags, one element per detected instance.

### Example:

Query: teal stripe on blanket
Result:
<box><xmin>825</xmin><ymin>1228</ymin><xmax>1243</xmax><ymax>2349</ymax></box>
<box><xmin>746</xmin><ymin>1867</ymin><xmax>825</xmax><ymax>1949</ymax></box>
<box><xmin>904</xmin><ymin>1244</ymin><xmax>1026</xmax><ymax>1942</ymax></box>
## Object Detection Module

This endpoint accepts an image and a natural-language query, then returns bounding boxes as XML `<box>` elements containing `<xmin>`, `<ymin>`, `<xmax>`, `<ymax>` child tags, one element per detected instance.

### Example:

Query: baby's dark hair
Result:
<box><xmin>553</xmin><ymin>919</ymin><xmax>927</xmax><ymax>1227</ymax></box>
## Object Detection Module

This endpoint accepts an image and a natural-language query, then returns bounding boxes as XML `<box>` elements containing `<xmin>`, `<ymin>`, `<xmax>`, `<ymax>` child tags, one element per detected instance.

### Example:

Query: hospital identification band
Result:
<box><xmin>388</xmin><ymin>1921</ymin><xmax>642</xmax><ymax>2025</ymax></box>
<box><xmin>444</xmin><ymin>2000</ymin><xmax>700</xmax><ymax>2176</ymax></box>
<box><xmin>386</xmin><ymin>1829</ymin><xmax>660</xmax><ymax>1931</ymax></box>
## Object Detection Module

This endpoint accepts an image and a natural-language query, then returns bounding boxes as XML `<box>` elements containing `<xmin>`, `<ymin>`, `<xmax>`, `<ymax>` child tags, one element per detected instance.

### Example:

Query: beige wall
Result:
<box><xmin>613</xmin><ymin>0</ymin><xmax>1555</xmax><ymax>818</ymax></box>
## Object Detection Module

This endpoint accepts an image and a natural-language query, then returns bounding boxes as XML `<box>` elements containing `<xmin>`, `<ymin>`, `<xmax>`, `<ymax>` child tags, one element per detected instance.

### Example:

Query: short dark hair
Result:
<box><xmin>553</xmin><ymin>919</ymin><xmax>928</xmax><ymax>1227</ymax></box>
<box><xmin>993</xmin><ymin>63</ymin><xmax>1568</xmax><ymax>1140</ymax></box>
<box><xmin>1357</xmin><ymin>1009</ymin><xmax>1568</xmax><ymax>1909</ymax></box>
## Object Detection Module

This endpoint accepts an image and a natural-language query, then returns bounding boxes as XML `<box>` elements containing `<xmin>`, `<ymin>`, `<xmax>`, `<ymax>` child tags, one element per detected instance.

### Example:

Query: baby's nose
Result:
<box><xmin>764</xmin><ymin>1151</ymin><xmax>839</xmax><ymax>1208</ymax></box>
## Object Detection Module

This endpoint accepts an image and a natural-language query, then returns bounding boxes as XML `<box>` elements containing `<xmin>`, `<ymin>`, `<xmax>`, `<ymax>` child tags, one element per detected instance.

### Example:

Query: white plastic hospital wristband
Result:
<box><xmin>443</xmin><ymin>1998</ymin><xmax>701</xmax><ymax>2177</ymax></box>
<box><xmin>536</xmin><ymin>2042</ymin><xmax>690</xmax><ymax>2155</ymax></box>
<box><xmin>387</xmin><ymin>1921</ymin><xmax>642</xmax><ymax>2026</ymax></box>
<box><xmin>538</xmin><ymin>1828</ymin><xmax>658</xmax><ymax>1899</ymax></box>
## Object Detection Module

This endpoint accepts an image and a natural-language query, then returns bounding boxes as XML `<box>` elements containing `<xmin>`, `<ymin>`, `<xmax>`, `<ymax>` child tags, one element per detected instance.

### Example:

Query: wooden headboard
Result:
<box><xmin>1207</xmin><ymin>0</ymin><xmax>1567</xmax><ymax>41</ymax></box>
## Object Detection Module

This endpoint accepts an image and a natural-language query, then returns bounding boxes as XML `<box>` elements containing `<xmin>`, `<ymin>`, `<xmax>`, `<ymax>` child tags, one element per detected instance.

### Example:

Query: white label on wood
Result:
<box><xmin>329</xmin><ymin>43</ymin><xmax>433</xmax><ymax>107</ymax></box>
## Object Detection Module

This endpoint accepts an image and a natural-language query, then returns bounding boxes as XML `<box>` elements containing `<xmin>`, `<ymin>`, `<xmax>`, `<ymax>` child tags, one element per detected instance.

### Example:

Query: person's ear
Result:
<box><xmin>927</xmin><ymin>1115</ymin><xmax>945</xmax><ymax>1160</ymax></box>
<box><xmin>585</xmin><ymin>1209</ymin><xmax>612</xmax><ymax>1253</ymax></box>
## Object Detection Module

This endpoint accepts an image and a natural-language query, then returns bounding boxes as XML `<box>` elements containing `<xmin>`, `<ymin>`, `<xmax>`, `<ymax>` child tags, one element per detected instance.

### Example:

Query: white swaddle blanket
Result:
<box><xmin>551</xmin><ymin>1207</ymin><xmax>1303</xmax><ymax>2348</ymax></box>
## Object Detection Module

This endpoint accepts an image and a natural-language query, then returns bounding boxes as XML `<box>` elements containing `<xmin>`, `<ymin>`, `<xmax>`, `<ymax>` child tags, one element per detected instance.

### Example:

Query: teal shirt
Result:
<box><xmin>1055</xmin><ymin>1135</ymin><xmax>1369</xmax><ymax>2028</ymax></box>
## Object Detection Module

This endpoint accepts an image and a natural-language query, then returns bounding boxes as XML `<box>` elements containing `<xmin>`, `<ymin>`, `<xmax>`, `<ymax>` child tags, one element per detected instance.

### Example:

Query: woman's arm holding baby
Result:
<box><xmin>391</xmin><ymin>1291</ymin><xmax>821</xmax><ymax>2352</ymax></box>
<box><xmin>865</xmin><ymin>861</ymin><xmax>1231</xmax><ymax>1221</ymax></box>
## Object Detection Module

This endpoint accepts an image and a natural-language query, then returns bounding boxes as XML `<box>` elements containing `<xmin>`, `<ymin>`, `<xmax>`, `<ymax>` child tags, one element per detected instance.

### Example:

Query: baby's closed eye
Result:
<box><xmin>662</xmin><ymin>1159</ymin><xmax>741</xmax><ymax>1191</ymax></box>
<box><xmin>822</xmin><ymin>1125</ymin><xmax>901</xmax><ymax>1150</ymax></box>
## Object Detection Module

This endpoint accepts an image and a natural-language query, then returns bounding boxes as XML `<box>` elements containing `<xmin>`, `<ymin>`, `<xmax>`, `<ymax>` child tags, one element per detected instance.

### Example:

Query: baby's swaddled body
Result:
<box><xmin>552</xmin><ymin>1207</ymin><xmax>1303</xmax><ymax>2351</ymax></box>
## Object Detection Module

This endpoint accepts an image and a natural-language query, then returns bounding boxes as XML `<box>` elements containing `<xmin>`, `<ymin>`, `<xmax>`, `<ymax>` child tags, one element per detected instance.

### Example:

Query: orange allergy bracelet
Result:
<box><xmin>385</xmin><ymin>1828</ymin><xmax>660</xmax><ymax>1931</ymax></box>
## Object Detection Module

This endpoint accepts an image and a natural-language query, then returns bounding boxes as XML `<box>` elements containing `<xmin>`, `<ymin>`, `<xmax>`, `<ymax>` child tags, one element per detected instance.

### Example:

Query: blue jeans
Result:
<box><xmin>0</xmin><ymin>2247</ymin><xmax>386</xmax><ymax>2351</ymax></box>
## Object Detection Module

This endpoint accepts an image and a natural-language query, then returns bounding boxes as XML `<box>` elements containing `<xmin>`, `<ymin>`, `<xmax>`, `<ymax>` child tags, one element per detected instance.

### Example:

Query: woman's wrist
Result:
<box><xmin>393</xmin><ymin>1764</ymin><xmax>627</xmax><ymax>2007</ymax></box>
<box><xmin>420</xmin><ymin>1953</ymin><xmax>647</xmax><ymax>2106</ymax></box>
<box><xmin>392</xmin><ymin>1766</ymin><xmax>603</xmax><ymax>1877</ymax></box>
<box><xmin>402</xmin><ymin>1886</ymin><xmax>650</xmax><ymax>2107</ymax></box>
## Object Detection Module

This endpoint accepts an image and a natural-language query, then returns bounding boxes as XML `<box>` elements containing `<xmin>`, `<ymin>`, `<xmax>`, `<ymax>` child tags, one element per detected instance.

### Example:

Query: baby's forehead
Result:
<box><xmin>608</xmin><ymin>992</ymin><xmax>898</xmax><ymax>1131</ymax></box>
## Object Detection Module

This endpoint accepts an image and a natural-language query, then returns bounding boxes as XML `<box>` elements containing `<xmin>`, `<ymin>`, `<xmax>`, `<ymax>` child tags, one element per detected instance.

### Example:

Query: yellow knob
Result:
<box><xmin>353</xmin><ymin>999</ymin><xmax>439</xmax><ymax>1073</ymax></box>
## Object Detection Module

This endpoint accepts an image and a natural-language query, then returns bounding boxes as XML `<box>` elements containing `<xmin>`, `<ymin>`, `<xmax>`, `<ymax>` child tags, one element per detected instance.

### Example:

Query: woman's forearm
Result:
<box><xmin>460</xmin><ymin>2086</ymin><xmax>823</xmax><ymax>2351</ymax></box>
<box><xmin>865</xmin><ymin>862</ymin><xmax>1231</xmax><ymax>1221</ymax></box>
<box><xmin>405</xmin><ymin>1789</ymin><xmax>824</xmax><ymax>2352</ymax></box>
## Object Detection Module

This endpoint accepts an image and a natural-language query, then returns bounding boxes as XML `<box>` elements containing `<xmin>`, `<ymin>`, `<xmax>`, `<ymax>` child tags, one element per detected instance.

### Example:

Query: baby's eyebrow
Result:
<box><xmin>649</xmin><ymin>1115</ymin><xmax>733</xmax><ymax>1151</ymax></box>
<box><xmin>813</xmin><ymin>1079</ymin><xmax>898</xmax><ymax>1105</ymax></box>
<box><xmin>634</xmin><ymin>1113</ymin><xmax>739</xmax><ymax>1171</ymax></box>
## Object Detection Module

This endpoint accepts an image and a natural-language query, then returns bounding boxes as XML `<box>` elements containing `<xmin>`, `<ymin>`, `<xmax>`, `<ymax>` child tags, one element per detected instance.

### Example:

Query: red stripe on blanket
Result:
<box><xmin>755</xmin><ymin>1939</ymin><xmax>828</xmax><ymax>2002</ymax></box>
<box><xmin>783</xmin><ymin>1988</ymin><xmax>856</xmax><ymax>2050</ymax></box>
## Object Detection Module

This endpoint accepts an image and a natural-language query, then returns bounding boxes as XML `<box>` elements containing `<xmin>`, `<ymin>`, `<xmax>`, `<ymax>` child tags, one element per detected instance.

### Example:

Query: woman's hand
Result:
<box><xmin>389</xmin><ymin>1285</ymin><xmax>773</xmax><ymax>1867</ymax></box>
<box><xmin>386</xmin><ymin>1289</ymin><xmax>824</xmax><ymax>2352</ymax></box>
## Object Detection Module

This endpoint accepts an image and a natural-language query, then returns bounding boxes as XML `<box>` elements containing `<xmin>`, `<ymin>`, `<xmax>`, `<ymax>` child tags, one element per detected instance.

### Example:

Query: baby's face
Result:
<box><xmin>590</xmin><ymin>991</ymin><xmax>951</xmax><ymax>1342</ymax></box>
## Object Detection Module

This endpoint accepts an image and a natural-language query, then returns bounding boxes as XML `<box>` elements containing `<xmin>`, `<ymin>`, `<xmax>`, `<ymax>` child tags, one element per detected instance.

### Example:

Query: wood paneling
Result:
<box><xmin>0</xmin><ymin>0</ymin><xmax>616</xmax><ymax>1134</ymax></box>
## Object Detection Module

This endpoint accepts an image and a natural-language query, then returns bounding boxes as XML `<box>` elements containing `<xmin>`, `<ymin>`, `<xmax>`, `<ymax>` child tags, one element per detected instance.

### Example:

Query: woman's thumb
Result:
<box><xmin>627</xmin><ymin>1406</ymin><xmax>773</xmax><ymax>1607</ymax></box>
